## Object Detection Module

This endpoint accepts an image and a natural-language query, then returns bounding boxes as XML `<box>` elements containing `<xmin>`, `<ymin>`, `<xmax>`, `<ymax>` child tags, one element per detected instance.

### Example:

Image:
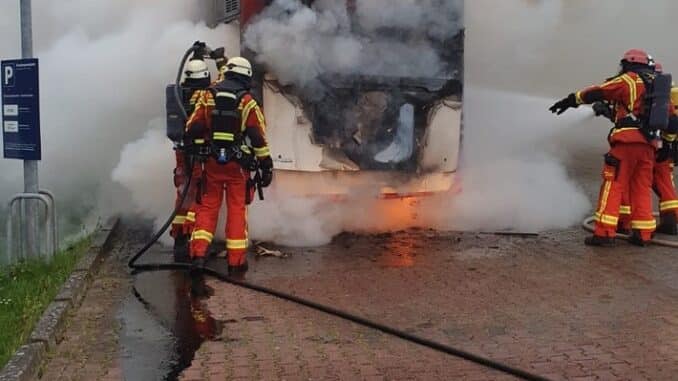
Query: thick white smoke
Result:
<box><xmin>245</xmin><ymin>87</ymin><xmax>593</xmax><ymax>245</ymax></box>
<box><xmin>5</xmin><ymin>0</ymin><xmax>678</xmax><ymax>249</ymax></box>
<box><xmin>0</xmin><ymin>0</ymin><xmax>234</xmax><ymax>244</ymax></box>
<box><xmin>243</xmin><ymin>0</ymin><xmax>462</xmax><ymax>98</ymax></box>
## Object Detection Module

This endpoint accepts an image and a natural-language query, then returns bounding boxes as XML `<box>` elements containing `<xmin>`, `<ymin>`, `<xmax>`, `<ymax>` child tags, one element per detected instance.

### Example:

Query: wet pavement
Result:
<box><xmin>36</xmin><ymin>221</ymin><xmax>678</xmax><ymax>381</ymax></box>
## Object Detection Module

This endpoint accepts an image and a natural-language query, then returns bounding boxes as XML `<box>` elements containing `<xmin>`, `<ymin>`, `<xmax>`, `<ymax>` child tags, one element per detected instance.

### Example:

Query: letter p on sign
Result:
<box><xmin>4</xmin><ymin>65</ymin><xmax>14</xmax><ymax>86</ymax></box>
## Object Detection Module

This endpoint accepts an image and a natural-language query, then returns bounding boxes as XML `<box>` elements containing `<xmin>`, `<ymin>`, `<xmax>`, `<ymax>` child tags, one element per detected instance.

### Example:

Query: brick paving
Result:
<box><xmin>37</xmin><ymin>223</ymin><xmax>678</xmax><ymax>381</ymax></box>
<box><xmin>177</xmin><ymin>229</ymin><xmax>678</xmax><ymax>381</ymax></box>
<box><xmin>37</xmin><ymin>229</ymin><xmax>132</xmax><ymax>381</ymax></box>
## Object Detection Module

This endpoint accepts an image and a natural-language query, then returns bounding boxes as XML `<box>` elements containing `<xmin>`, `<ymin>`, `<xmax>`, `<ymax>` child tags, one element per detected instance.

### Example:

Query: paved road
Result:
<box><xmin>38</xmin><ymin>222</ymin><xmax>678</xmax><ymax>381</ymax></box>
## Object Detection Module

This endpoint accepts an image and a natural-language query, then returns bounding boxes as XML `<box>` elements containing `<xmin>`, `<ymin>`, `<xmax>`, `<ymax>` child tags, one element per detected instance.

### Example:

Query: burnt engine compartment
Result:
<box><xmin>309</xmin><ymin>75</ymin><xmax>461</xmax><ymax>171</ymax></box>
<box><xmin>250</xmin><ymin>0</ymin><xmax>464</xmax><ymax>171</ymax></box>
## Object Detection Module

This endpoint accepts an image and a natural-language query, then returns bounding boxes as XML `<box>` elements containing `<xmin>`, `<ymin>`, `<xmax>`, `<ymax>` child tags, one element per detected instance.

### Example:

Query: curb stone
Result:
<box><xmin>0</xmin><ymin>217</ymin><xmax>120</xmax><ymax>381</ymax></box>
<box><xmin>28</xmin><ymin>301</ymin><xmax>69</xmax><ymax>352</ymax></box>
<box><xmin>0</xmin><ymin>344</ymin><xmax>45</xmax><ymax>381</ymax></box>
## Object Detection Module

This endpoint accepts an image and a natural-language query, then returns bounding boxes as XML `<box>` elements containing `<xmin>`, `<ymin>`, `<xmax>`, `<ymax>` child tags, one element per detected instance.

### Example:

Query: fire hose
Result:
<box><xmin>127</xmin><ymin>172</ymin><xmax>549</xmax><ymax>381</ymax></box>
<box><xmin>582</xmin><ymin>213</ymin><xmax>678</xmax><ymax>247</ymax></box>
<box><xmin>126</xmin><ymin>44</ymin><xmax>551</xmax><ymax>381</ymax></box>
<box><xmin>127</xmin><ymin>207</ymin><xmax>549</xmax><ymax>381</ymax></box>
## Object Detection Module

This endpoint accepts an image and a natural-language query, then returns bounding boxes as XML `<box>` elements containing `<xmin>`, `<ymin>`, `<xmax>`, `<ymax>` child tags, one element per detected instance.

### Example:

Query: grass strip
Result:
<box><xmin>0</xmin><ymin>236</ymin><xmax>91</xmax><ymax>368</ymax></box>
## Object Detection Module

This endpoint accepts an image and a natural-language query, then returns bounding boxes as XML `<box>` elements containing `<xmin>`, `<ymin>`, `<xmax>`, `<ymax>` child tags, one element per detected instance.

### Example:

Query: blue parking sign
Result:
<box><xmin>2</xmin><ymin>58</ymin><xmax>41</xmax><ymax>160</ymax></box>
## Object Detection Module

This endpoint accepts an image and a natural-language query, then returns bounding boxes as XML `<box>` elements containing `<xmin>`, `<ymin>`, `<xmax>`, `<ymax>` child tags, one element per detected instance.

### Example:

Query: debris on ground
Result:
<box><xmin>254</xmin><ymin>245</ymin><xmax>288</xmax><ymax>258</ymax></box>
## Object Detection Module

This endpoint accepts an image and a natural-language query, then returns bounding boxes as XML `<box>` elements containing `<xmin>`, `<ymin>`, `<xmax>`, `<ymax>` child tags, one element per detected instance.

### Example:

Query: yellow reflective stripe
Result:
<box><xmin>600</xmin><ymin>77</ymin><xmax>624</xmax><ymax>88</ymax></box>
<box><xmin>213</xmin><ymin>132</ymin><xmax>234</xmax><ymax>141</ymax></box>
<box><xmin>575</xmin><ymin>91</ymin><xmax>584</xmax><ymax>105</ymax></box>
<box><xmin>619</xmin><ymin>205</ymin><xmax>631</xmax><ymax>215</ymax></box>
<box><xmin>194</xmin><ymin>139</ymin><xmax>205</xmax><ymax>144</ymax></box>
<box><xmin>186</xmin><ymin>211</ymin><xmax>196</xmax><ymax>222</ymax></box>
<box><xmin>254</xmin><ymin>106</ymin><xmax>267</xmax><ymax>131</ymax></box>
<box><xmin>594</xmin><ymin>212</ymin><xmax>619</xmax><ymax>226</ymax></box>
<box><xmin>597</xmin><ymin>181</ymin><xmax>612</xmax><ymax>216</ymax></box>
<box><xmin>240</xmin><ymin>145</ymin><xmax>252</xmax><ymax>154</ymax></box>
<box><xmin>620</xmin><ymin>74</ymin><xmax>637</xmax><ymax>111</ymax></box>
<box><xmin>186</xmin><ymin>106</ymin><xmax>202</xmax><ymax>127</ymax></box>
<box><xmin>253</xmin><ymin>146</ymin><xmax>270</xmax><ymax>157</ymax></box>
<box><xmin>662</xmin><ymin>133</ymin><xmax>677</xmax><ymax>142</ymax></box>
<box><xmin>191</xmin><ymin>230</ymin><xmax>214</xmax><ymax>243</ymax></box>
<box><xmin>173</xmin><ymin>216</ymin><xmax>186</xmax><ymax>224</ymax></box>
<box><xmin>240</xmin><ymin>100</ymin><xmax>258</xmax><ymax>132</ymax></box>
<box><xmin>610</xmin><ymin>127</ymin><xmax>638</xmax><ymax>136</ymax></box>
<box><xmin>659</xmin><ymin>200</ymin><xmax>678</xmax><ymax>211</ymax></box>
<box><xmin>226</xmin><ymin>239</ymin><xmax>249</xmax><ymax>250</ymax></box>
<box><xmin>631</xmin><ymin>220</ymin><xmax>656</xmax><ymax>229</ymax></box>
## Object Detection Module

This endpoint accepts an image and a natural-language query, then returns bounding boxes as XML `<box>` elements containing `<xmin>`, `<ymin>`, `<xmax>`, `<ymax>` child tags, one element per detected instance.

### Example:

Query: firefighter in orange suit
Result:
<box><xmin>170</xmin><ymin>59</ymin><xmax>212</xmax><ymax>262</ymax></box>
<box><xmin>185</xmin><ymin>57</ymin><xmax>273</xmax><ymax>274</ymax></box>
<box><xmin>550</xmin><ymin>49</ymin><xmax>657</xmax><ymax>246</ymax></box>
<box><xmin>615</xmin><ymin>63</ymin><xmax>678</xmax><ymax>235</ymax></box>
<box><xmin>652</xmin><ymin>79</ymin><xmax>678</xmax><ymax>234</ymax></box>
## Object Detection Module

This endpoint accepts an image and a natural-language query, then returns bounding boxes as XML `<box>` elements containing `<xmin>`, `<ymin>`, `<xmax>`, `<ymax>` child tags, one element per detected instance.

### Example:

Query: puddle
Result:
<box><xmin>119</xmin><ymin>270</ymin><xmax>222</xmax><ymax>380</ymax></box>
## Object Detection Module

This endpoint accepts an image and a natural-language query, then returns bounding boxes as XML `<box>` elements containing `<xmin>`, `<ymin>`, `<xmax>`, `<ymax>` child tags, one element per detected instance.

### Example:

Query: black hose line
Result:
<box><xmin>127</xmin><ymin>192</ymin><xmax>550</xmax><ymax>381</ymax></box>
<box><xmin>127</xmin><ymin>155</ymin><xmax>194</xmax><ymax>268</ymax></box>
<box><xmin>129</xmin><ymin>261</ymin><xmax>550</xmax><ymax>381</ymax></box>
<box><xmin>126</xmin><ymin>43</ymin><xmax>550</xmax><ymax>381</ymax></box>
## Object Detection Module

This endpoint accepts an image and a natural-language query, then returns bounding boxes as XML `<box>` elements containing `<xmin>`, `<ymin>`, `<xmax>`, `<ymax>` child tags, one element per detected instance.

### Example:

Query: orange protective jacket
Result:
<box><xmin>575</xmin><ymin>71</ymin><xmax>653</xmax><ymax>146</ymax></box>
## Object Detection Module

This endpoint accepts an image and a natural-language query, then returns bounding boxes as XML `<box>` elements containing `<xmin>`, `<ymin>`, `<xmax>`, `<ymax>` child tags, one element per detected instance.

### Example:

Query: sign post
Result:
<box><xmin>1</xmin><ymin>0</ymin><xmax>41</xmax><ymax>259</ymax></box>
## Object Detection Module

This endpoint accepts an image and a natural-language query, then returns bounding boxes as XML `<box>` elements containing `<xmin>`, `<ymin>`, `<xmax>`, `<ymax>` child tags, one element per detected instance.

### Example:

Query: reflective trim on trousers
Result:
<box><xmin>226</xmin><ymin>238</ymin><xmax>249</xmax><ymax>250</ymax></box>
<box><xmin>191</xmin><ymin>229</ymin><xmax>214</xmax><ymax>243</ymax></box>
<box><xmin>595</xmin><ymin>212</ymin><xmax>619</xmax><ymax>227</ymax></box>
<box><xmin>630</xmin><ymin>220</ymin><xmax>657</xmax><ymax>230</ymax></box>
<box><xmin>659</xmin><ymin>200</ymin><xmax>678</xmax><ymax>211</ymax></box>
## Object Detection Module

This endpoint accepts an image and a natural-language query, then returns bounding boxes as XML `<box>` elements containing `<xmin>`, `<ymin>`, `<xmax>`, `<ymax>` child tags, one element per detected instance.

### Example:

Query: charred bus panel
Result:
<box><xmin>211</xmin><ymin>0</ymin><xmax>464</xmax><ymax>196</ymax></box>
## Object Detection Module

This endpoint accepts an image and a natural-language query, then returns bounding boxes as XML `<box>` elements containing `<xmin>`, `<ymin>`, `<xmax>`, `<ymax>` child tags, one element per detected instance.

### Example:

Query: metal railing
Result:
<box><xmin>4</xmin><ymin>189</ymin><xmax>57</xmax><ymax>265</ymax></box>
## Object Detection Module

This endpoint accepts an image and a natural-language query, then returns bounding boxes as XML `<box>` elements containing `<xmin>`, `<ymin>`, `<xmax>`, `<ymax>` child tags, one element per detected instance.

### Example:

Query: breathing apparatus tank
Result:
<box><xmin>646</xmin><ymin>72</ymin><xmax>673</xmax><ymax>131</ymax></box>
<box><xmin>165</xmin><ymin>41</ymin><xmax>222</xmax><ymax>145</ymax></box>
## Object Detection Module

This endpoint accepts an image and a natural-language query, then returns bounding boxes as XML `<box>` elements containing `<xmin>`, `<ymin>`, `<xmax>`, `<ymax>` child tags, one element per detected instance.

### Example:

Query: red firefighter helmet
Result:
<box><xmin>621</xmin><ymin>49</ymin><xmax>652</xmax><ymax>65</ymax></box>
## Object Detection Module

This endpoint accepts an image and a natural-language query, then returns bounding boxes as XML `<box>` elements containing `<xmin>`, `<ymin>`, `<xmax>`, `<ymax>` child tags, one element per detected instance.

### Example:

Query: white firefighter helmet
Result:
<box><xmin>184</xmin><ymin>59</ymin><xmax>210</xmax><ymax>79</ymax></box>
<box><xmin>225</xmin><ymin>57</ymin><xmax>253</xmax><ymax>78</ymax></box>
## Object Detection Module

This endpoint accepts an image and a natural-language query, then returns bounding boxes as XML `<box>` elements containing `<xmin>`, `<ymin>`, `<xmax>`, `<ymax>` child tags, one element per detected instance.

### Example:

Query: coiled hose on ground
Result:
<box><xmin>581</xmin><ymin>213</ymin><xmax>678</xmax><ymax>247</ymax></box>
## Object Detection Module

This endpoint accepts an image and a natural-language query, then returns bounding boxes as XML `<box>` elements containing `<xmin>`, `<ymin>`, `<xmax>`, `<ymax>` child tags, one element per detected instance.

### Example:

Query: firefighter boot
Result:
<box><xmin>628</xmin><ymin>230</ymin><xmax>651</xmax><ymax>247</ymax></box>
<box><xmin>173</xmin><ymin>234</ymin><xmax>190</xmax><ymax>263</ymax></box>
<box><xmin>228</xmin><ymin>261</ymin><xmax>249</xmax><ymax>277</ymax></box>
<box><xmin>656</xmin><ymin>213</ymin><xmax>678</xmax><ymax>235</ymax></box>
<box><xmin>191</xmin><ymin>256</ymin><xmax>206</xmax><ymax>272</ymax></box>
<box><xmin>584</xmin><ymin>235</ymin><xmax>616</xmax><ymax>247</ymax></box>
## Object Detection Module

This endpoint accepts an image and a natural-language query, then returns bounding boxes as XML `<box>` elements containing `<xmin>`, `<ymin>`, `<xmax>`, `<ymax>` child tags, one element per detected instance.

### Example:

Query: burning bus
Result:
<box><xmin>207</xmin><ymin>0</ymin><xmax>464</xmax><ymax>198</ymax></box>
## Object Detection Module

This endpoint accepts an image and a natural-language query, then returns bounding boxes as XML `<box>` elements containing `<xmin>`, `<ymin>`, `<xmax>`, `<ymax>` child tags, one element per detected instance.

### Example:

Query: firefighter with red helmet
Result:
<box><xmin>594</xmin><ymin>61</ymin><xmax>678</xmax><ymax>236</ymax></box>
<box><xmin>186</xmin><ymin>56</ymin><xmax>273</xmax><ymax>274</ymax></box>
<box><xmin>550</xmin><ymin>49</ymin><xmax>661</xmax><ymax>246</ymax></box>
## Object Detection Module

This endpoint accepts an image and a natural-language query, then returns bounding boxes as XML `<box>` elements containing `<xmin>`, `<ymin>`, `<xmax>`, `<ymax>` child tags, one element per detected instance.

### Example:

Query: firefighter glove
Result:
<box><xmin>658</xmin><ymin>141</ymin><xmax>674</xmax><ymax>162</ymax></box>
<box><xmin>592</xmin><ymin>101</ymin><xmax>613</xmax><ymax>120</ymax></box>
<box><xmin>549</xmin><ymin>93</ymin><xmax>578</xmax><ymax>115</ymax></box>
<box><xmin>259</xmin><ymin>157</ymin><xmax>273</xmax><ymax>188</ymax></box>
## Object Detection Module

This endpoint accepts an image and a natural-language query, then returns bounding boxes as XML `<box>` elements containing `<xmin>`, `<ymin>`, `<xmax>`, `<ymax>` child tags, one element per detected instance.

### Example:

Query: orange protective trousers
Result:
<box><xmin>190</xmin><ymin>159</ymin><xmax>249</xmax><ymax>266</ymax></box>
<box><xmin>594</xmin><ymin>143</ymin><xmax>656</xmax><ymax>240</ymax></box>
<box><xmin>619</xmin><ymin>159</ymin><xmax>678</xmax><ymax>229</ymax></box>
<box><xmin>171</xmin><ymin>151</ymin><xmax>202</xmax><ymax>238</ymax></box>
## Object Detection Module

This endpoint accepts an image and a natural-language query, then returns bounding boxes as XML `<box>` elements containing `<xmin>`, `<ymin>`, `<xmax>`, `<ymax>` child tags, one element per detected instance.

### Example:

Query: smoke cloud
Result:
<box><xmin>4</xmin><ymin>0</ymin><xmax>678</xmax><ymax>249</ymax></box>
<box><xmin>243</xmin><ymin>0</ymin><xmax>462</xmax><ymax>99</ymax></box>
<box><xmin>0</xmin><ymin>0</ymin><xmax>235</xmax><ymax>245</ymax></box>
